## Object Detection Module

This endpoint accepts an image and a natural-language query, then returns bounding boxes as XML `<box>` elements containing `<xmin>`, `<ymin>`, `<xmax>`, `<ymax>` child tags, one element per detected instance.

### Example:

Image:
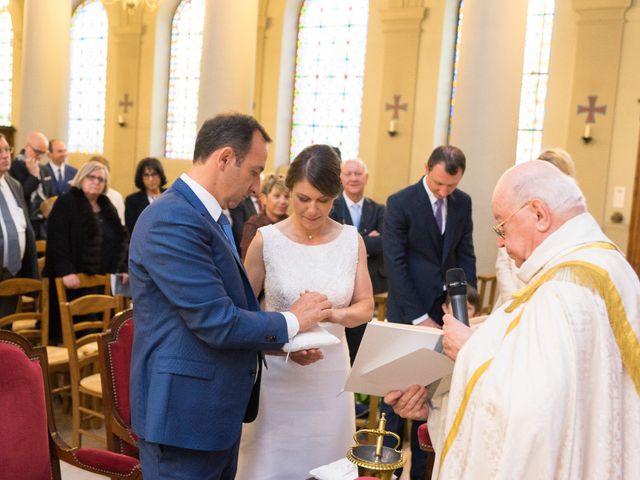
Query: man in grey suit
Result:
<box><xmin>0</xmin><ymin>133</ymin><xmax>39</xmax><ymax>315</ymax></box>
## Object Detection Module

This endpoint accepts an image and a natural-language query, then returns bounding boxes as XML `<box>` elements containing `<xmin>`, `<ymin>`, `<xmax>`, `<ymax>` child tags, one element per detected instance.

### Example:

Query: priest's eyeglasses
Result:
<box><xmin>493</xmin><ymin>201</ymin><xmax>532</xmax><ymax>238</ymax></box>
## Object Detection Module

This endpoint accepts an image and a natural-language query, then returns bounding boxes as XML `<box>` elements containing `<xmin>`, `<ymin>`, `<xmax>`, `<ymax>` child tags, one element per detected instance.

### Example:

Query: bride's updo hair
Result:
<box><xmin>286</xmin><ymin>144</ymin><xmax>342</xmax><ymax>198</ymax></box>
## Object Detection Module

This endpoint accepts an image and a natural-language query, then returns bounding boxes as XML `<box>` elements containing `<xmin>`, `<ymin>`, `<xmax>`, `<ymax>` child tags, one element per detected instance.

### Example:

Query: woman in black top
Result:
<box><xmin>124</xmin><ymin>157</ymin><xmax>167</xmax><ymax>235</ymax></box>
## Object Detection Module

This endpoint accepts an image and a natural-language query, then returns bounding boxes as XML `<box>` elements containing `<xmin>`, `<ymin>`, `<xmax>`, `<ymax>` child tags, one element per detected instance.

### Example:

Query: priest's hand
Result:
<box><xmin>442</xmin><ymin>313</ymin><xmax>473</xmax><ymax>361</ymax></box>
<box><xmin>384</xmin><ymin>384</ymin><xmax>429</xmax><ymax>421</ymax></box>
<box><xmin>289</xmin><ymin>348</ymin><xmax>324</xmax><ymax>366</ymax></box>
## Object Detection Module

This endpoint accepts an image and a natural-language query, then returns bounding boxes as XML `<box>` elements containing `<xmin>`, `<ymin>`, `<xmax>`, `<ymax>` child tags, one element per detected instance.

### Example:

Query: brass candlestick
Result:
<box><xmin>347</xmin><ymin>413</ymin><xmax>405</xmax><ymax>480</ymax></box>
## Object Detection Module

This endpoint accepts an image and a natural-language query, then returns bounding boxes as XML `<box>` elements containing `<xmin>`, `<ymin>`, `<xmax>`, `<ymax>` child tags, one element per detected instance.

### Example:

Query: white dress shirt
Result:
<box><xmin>0</xmin><ymin>176</ymin><xmax>27</xmax><ymax>262</ymax></box>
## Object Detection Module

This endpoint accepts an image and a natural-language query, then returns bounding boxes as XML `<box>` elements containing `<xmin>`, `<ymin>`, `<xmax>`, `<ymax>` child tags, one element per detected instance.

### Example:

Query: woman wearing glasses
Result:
<box><xmin>124</xmin><ymin>157</ymin><xmax>167</xmax><ymax>235</ymax></box>
<box><xmin>43</xmin><ymin>160</ymin><xmax>127</xmax><ymax>344</ymax></box>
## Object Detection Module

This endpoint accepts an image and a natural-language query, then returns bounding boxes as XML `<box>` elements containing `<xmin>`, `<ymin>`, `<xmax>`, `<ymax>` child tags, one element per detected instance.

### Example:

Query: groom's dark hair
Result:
<box><xmin>193</xmin><ymin>113</ymin><xmax>271</xmax><ymax>165</ymax></box>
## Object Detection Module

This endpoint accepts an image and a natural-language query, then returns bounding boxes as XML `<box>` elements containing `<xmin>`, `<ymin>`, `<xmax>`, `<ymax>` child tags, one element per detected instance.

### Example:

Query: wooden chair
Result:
<box><xmin>0</xmin><ymin>277</ymin><xmax>71</xmax><ymax>404</ymax></box>
<box><xmin>36</xmin><ymin>239</ymin><xmax>47</xmax><ymax>256</ymax></box>
<box><xmin>56</xmin><ymin>275</ymin><xmax>116</xmax><ymax>447</ymax></box>
<box><xmin>0</xmin><ymin>330</ymin><xmax>142</xmax><ymax>479</ymax></box>
<box><xmin>374</xmin><ymin>292</ymin><xmax>388</xmax><ymax>321</ymax></box>
<box><xmin>98</xmin><ymin>308</ymin><xmax>138</xmax><ymax>457</ymax></box>
<box><xmin>477</xmin><ymin>273</ymin><xmax>498</xmax><ymax>314</ymax></box>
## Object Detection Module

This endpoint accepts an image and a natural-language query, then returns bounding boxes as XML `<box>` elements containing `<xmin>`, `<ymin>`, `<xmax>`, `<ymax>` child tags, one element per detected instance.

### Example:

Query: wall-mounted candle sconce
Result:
<box><xmin>388</xmin><ymin>120</ymin><xmax>397</xmax><ymax>137</ymax></box>
<box><xmin>117</xmin><ymin>114</ymin><xmax>126</xmax><ymax>127</ymax></box>
<box><xmin>581</xmin><ymin>124</ymin><xmax>592</xmax><ymax>144</ymax></box>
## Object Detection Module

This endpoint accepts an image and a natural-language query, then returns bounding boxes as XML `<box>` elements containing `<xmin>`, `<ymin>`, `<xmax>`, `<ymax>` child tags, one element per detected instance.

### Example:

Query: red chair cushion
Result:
<box><xmin>74</xmin><ymin>447</ymin><xmax>140</xmax><ymax>475</ymax></box>
<box><xmin>110</xmin><ymin>319</ymin><xmax>134</xmax><ymax>424</ymax></box>
<box><xmin>417</xmin><ymin>422</ymin><xmax>433</xmax><ymax>450</ymax></box>
<box><xmin>0</xmin><ymin>343</ymin><xmax>52</xmax><ymax>479</ymax></box>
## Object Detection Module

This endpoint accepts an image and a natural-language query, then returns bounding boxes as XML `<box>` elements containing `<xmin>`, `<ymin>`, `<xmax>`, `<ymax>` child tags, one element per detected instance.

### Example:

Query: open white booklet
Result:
<box><xmin>344</xmin><ymin>321</ymin><xmax>454</xmax><ymax>397</ymax></box>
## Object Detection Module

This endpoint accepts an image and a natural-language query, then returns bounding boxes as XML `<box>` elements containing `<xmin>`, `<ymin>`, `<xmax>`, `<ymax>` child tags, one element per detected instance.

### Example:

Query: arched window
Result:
<box><xmin>0</xmin><ymin>3</ymin><xmax>13</xmax><ymax>125</ymax></box>
<box><xmin>165</xmin><ymin>0</ymin><xmax>205</xmax><ymax>160</ymax></box>
<box><xmin>515</xmin><ymin>0</ymin><xmax>555</xmax><ymax>163</ymax></box>
<box><xmin>447</xmin><ymin>0</ymin><xmax>464</xmax><ymax>140</ymax></box>
<box><xmin>289</xmin><ymin>0</ymin><xmax>369</xmax><ymax>161</ymax></box>
<box><xmin>67</xmin><ymin>0</ymin><xmax>108</xmax><ymax>153</ymax></box>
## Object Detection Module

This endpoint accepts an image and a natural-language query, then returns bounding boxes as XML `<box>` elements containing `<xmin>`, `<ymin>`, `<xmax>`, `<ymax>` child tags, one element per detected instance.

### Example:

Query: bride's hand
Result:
<box><xmin>290</xmin><ymin>348</ymin><xmax>324</xmax><ymax>366</ymax></box>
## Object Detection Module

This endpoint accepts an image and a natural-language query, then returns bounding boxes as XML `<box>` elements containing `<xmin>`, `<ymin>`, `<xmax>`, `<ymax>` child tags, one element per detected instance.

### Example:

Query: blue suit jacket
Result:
<box><xmin>383</xmin><ymin>178</ymin><xmax>476</xmax><ymax>325</ymax></box>
<box><xmin>47</xmin><ymin>163</ymin><xmax>77</xmax><ymax>196</ymax></box>
<box><xmin>129</xmin><ymin>178</ymin><xmax>289</xmax><ymax>451</ymax></box>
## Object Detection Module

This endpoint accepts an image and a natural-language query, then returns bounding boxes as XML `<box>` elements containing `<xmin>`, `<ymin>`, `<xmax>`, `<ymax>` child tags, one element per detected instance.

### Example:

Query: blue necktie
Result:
<box><xmin>217</xmin><ymin>214</ymin><xmax>239</xmax><ymax>258</ymax></box>
<box><xmin>0</xmin><ymin>190</ymin><xmax>22</xmax><ymax>275</ymax></box>
<box><xmin>434</xmin><ymin>198</ymin><xmax>444</xmax><ymax>235</ymax></box>
<box><xmin>350</xmin><ymin>203</ymin><xmax>362</xmax><ymax>231</ymax></box>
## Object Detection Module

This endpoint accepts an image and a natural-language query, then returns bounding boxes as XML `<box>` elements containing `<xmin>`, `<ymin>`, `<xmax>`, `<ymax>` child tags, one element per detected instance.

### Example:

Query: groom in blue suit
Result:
<box><xmin>129</xmin><ymin>114</ymin><xmax>332</xmax><ymax>479</ymax></box>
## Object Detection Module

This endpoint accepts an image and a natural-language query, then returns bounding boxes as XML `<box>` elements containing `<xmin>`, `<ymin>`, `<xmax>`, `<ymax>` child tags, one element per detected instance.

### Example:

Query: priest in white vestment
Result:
<box><xmin>385</xmin><ymin>160</ymin><xmax>640</xmax><ymax>479</ymax></box>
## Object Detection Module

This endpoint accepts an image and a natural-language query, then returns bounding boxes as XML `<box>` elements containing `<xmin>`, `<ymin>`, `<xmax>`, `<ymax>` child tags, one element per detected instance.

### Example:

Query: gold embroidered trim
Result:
<box><xmin>439</xmin><ymin>358</ymin><xmax>493</xmax><ymax>471</ymax></box>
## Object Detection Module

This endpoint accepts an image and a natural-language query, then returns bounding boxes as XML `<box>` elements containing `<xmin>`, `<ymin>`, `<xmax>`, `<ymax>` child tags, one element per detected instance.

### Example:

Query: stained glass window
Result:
<box><xmin>447</xmin><ymin>0</ymin><xmax>464</xmax><ymax>140</ymax></box>
<box><xmin>289</xmin><ymin>0</ymin><xmax>369</xmax><ymax>161</ymax></box>
<box><xmin>165</xmin><ymin>0</ymin><xmax>205</xmax><ymax>160</ymax></box>
<box><xmin>0</xmin><ymin>5</ymin><xmax>13</xmax><ymax>125</ymax></box>
<box><xmin>516</xmin><ymin>0</ymin><xmax>555</xmax><ymax>163</ymax></box>
<box><xmin>67</xmin><ymin>0</ymin><xmax>108</xmax><ymax>153</ymax></box>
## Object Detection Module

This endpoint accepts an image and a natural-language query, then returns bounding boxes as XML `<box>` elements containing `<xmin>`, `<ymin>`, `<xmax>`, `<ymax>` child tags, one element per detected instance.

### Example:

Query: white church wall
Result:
<box><xmin>603</xmin><ymin>1</ymin><xmax>640</xmax><ymax>252</ymax></box>
<box><xmin>447</xmin><ymin>0</ymin><xmax>529</xmax><ymax>275</ymax></box>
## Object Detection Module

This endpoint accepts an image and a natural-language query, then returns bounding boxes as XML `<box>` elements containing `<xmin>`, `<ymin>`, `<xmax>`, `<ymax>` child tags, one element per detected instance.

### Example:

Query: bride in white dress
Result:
<box><xmin>237</xmin><ymin>145</ymin><xmax>374</xmax><ymax>480</ymax></box>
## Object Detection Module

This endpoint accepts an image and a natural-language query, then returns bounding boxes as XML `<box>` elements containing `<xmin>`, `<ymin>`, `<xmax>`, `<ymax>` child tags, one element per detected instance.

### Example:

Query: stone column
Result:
<box><xmin>18</xmin><ymin>0</ymin><xmax>71</xmax><ymax>146</ymax></box>
<box><xmin>197</xmin><ymin>0</ymin><xmax>258</xmax><ymax>125</ymax></box>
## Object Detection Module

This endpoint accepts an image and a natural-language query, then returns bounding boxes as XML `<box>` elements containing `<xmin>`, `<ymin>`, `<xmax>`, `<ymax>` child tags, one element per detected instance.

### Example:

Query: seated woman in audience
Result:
<box><xmin>125</xmin><ymin>157</ymin><xmax>167</xmax><ymax>234</ymax></box>
<box><xmin>239</xmin><ymin>174</ymin><xmax>290</xmax><ymax>258</ymax></box>
<box><xmin>43</xmin><ymin>161</ymin><xmax>127</xmax><ymax>344</ymax></box>
<box><xmin>237</xmin><ymin>144</ymin><xmax>374</xmax><ymax>480</ymax></box>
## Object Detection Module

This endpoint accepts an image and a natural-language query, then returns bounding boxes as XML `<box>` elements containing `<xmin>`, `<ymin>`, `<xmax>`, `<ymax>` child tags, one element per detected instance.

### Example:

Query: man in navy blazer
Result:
<box><xmin>46</xmin><ymin>139</ymin><xmax>77</xmax><ymax>195</ymax></box>
<box><xmin>382</xmin><ymin>145</ymin><xmax>476</xmax><ymax>480</ymax></box>
<box><xmin>330</xmin><ymin>158</ymin><xmax>386</xmax><ymax>364</ymax></box>
<box><xmin>129</xmin><ymin>114</ymin><xmax>331</xmax><ymax>479</ymax></box>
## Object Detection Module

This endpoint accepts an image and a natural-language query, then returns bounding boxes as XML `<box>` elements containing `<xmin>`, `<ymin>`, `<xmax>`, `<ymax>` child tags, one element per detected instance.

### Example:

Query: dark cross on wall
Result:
<box><xmin>385</xmin><ymin>94</ymin><xmax>408</xmax><ymax>119</ymax></box>
<box><xmin>577</xmin><ymin>95</ymin><xmax>606</xmax><ymax>123</ymax></box>
<box><xmin>119</xmin><ymin>94</ymin><xmax>134</xmax><ymax>113</ymax></box>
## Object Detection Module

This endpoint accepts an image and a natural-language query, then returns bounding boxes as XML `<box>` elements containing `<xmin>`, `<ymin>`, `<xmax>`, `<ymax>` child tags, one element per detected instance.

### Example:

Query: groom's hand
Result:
<box><xmin>290</xmin><ymin>291</ymin><xmax>332</xmax><ymax>332</ymax></box>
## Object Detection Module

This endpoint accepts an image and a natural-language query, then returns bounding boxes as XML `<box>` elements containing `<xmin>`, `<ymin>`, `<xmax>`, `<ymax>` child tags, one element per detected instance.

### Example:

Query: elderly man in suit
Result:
<box><xmin>8</xmin><ymin>132</ymin><xmax>53</xmax><ymax>239</ymax></box>
<box><xmin>0</xmin><ymin>133</ymin><xmax>39</xmax><ymax>315</ymax></box>
<box><xmin>330</xmin><ymin>158</ymin><xmax>386</xmax><ymax>364</ymax></box>
<box><xmin>382</xmin><ymin>144</ymin><xmax>477</xmax><ymax>480</ymax></box>
<box><xmin>128</xmin><ymin>113</ymin><xmax>332</xmax><ymax>480</ymax></box>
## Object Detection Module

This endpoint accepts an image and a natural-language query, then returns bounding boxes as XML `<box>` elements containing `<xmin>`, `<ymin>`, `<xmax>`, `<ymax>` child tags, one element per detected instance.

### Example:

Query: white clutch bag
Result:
<box><xmin>282</xmin><ymin>324</ymin><xmax>341</xmax><ymax>353</ymax></box>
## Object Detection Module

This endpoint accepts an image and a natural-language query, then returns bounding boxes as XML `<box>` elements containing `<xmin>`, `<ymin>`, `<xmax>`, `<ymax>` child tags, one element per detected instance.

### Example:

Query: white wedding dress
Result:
<box><xmin>236</xmin><ymin>224</ymin><xmax>359</xmax><ymax>480</ymax></box>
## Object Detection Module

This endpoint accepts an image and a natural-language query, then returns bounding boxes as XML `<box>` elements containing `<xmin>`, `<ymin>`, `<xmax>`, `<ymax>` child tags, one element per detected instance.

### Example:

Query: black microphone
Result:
<box><xmin>445</xmin><ymin>268</ymin><xmax>469</xmax><ymax>326</ymax></box>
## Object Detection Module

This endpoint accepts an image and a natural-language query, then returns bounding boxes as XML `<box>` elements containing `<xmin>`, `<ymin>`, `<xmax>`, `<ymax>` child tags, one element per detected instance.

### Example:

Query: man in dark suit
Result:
<box><xmin>382</xmin><ymin>145</ymin><xmax>477</xmax><ymax>480</ymax></box>
<box><xmin>9</xmin><ymin>132</ymin><xmax>54</xmax><ymax>239</ymax></box>
<box><xmin>46</xmin><ymin>139</ymin><xmax>77</xmax><ymax>196</ymax></box>
<box><xmin>330</xmin><ymin>158</ymin><xmax>386</xmax><ymax>364</ymax></box>
<box><xmin>128</xmin><ymin>113</ymin><xmax>331</xmax><ymax>480</ymax></box>
<box><xmin>0</xmin><ymin>133</ymin><xmax>39</xmax><ymax>315</ymax></box>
